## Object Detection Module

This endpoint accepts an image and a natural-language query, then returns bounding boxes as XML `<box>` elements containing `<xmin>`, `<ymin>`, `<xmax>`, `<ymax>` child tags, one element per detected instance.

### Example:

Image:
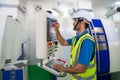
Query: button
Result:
<box><xmin>48</xmin><ymin>42</ymin><xmax>52</xmax><ymax>46</ymax></box>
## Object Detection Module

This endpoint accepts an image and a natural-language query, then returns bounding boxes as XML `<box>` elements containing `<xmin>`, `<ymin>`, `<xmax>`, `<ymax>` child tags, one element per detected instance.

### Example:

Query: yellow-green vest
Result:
<box><xmin>70</xmin><ymin>33</ymin><xmax>96</xmax><ymax>80</ymax></box>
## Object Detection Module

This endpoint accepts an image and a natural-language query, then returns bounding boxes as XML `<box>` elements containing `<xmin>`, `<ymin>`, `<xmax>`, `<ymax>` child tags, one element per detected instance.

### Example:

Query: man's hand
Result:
<box><xmin>53</xmin><ymin>64</ymin><xmax>65</xmax><ymax>72</ymax></box>
<box><xmin>53</xmin><ymin>22</ymin><xmax>60</xmax><ymax>30</ymax></box>
<box><xmin>53</xmin><ymin>64</ymin><xmax>87</xmax><ymax>74</ymax></box>
<box><xmin>52</xmin><ymin>22</ymin><xmax>69</xmax><ymax>46</ymax></box>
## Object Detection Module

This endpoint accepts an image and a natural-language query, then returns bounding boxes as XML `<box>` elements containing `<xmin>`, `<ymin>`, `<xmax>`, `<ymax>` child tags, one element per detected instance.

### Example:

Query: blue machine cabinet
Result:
<box><xmin>2</xmin><ymin>69</ymin><xmax>23</xmax><ymax>80</ymax></box>
<box><xmin>92</xmin><ymin>19</ymin><xmax>110</xmax><ymax>80</ymax></box>
<box><xmin>92</xmin><ymin>19</ymin><xmax>110</xmax><ymax>74</ymax></box>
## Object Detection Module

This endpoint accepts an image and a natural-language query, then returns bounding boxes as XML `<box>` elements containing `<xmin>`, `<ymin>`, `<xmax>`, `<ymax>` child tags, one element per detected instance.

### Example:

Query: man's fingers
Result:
<box><xmin>53</xmin><ymin>22</ymin><xmax>59</xmax><ymax>27</ymax></box>
<box><xmin>53</xmin><ymin>64</ymin><xmax>59</xmax><ymax>68</ymax></box>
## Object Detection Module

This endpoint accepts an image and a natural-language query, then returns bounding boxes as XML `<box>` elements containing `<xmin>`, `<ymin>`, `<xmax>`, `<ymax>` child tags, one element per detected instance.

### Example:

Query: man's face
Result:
<box><xmin>73</xmin><ymin>18</ymin><xmax>86</xmax><ymax>31</ymax></box>
<box><xmin>73</xmin><ymin>18</ymin><xmax>78</xmax><ymax>27</ymax></box>
<box><xmin>73</xmin><ymin>18</ymin><xmax>82</xmax><ymax>31</ymax></box>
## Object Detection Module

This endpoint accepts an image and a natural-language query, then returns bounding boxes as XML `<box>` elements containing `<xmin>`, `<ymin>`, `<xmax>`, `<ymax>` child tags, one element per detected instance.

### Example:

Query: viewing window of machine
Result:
<box><xmin>94</xmin><ymin>28</ymin><xmax>106</xmax><ymax>42</ymax></box>
<box><xmin>94</xmin><ymin>27</ymin><xmax>103</xmax><ymax>33</ymax></box>
<box><xmin>94</xmin><ymin>27</ymin><xmax>107</xmax><ymax>50</ymax></box>
<box><xmin>99</xmin><ymin>44</ymin><xmax>107</xmax><ymax>50</ymax></box>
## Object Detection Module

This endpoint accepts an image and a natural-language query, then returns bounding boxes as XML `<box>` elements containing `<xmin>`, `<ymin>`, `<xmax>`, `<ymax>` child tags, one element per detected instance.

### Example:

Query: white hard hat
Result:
<box><xmin>72</xmin><ymin>10</ymin><xmax>91</xmax><ymax>22</ymax></box>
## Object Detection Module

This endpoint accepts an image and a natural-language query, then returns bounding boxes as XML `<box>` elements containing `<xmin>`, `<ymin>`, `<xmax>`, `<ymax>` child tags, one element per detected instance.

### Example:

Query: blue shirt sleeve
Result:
<box><xmin>78</xmin><ymin>38</ymin><xmax>95</xmax><ymax>66</ymax></box>
<box><xmin>66</xmin><ymin>38</ymin><xmax>73</xmax><ymax>45</ymax></box>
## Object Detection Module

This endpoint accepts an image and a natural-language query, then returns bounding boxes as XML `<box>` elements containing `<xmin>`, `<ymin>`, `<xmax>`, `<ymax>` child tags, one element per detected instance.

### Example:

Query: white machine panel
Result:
<box><xmin>101</xmin><ymin>19</ymin><xmax>120</xmax><ymax>73</ymax></box>
<box><xmin>0</xmin><ymin>15</ymin><xmax>7</xmax><ymax>68</ymax></box>
<box><xmin>0</xmin><ymin>15</ymin><xmax>22</xmax><ymax>69</ymax></box>
<box><xmin>36</xmin><ymin>11</ymin><xmax>47</xmax><ymax>59</ymax></box>
<box><xmin>36</xmin><ymin>11</ymin><xmax>57</xmax><ymax>59</ymax></box>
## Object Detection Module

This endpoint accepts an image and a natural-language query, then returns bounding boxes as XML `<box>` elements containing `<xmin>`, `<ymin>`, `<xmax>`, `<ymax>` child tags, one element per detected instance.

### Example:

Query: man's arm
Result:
<box><xmin>53</xmin><ymin>22</ymin><xmax>69</xmax><ymax>46</ymax></box>
<box><xmin>53</xmin><ymin>64</ymin><xmax>87</xmax><ymax>74</ymax></box>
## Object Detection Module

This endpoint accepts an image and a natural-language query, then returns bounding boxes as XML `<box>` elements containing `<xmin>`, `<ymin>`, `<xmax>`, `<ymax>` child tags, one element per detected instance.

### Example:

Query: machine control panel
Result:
<box><xmin>38</xmin><ymin>57</ymin><xmax>67</xmax><ymax>77</ymax></box>
<box><xmin>47</xmin><ymin>41</ymin><xmax>58</xmax><ymax>56</ymax></box>
<box><xmin>45</xmin><ymin>58</ymin><xmax>65</xmax><ymax>72</ymax></box>
<box><xmin>36</xmin><ymin>11</ymin><xmax>68</xmax><ymax>77</ymax></box>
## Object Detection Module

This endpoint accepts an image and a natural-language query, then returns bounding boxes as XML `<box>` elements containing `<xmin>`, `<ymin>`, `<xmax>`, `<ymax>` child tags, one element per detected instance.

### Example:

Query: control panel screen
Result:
<box><xmin>47</xmin><ymin>18</ymin><xmax>57</xmax><ymax>41</ymax></box>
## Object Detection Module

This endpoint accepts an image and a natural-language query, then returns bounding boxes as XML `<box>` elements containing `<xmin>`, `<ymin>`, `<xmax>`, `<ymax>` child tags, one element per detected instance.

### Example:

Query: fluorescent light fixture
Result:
<box><xmin>114</xmin><ymin>1</ymin><xmax>120</xmax><ymax>5</ymax></box>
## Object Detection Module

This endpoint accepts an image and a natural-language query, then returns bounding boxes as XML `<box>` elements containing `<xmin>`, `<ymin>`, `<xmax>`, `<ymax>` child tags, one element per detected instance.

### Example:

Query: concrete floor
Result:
<box><xmin>111</xmin><ymin>71</ymin><xmax>120</xmax><ymax>80</ymax></box>
<box><xmin>98</xmin><ymin>71</ymin><xmax>120</xmax><ymax>80</ymax></box>
<box><xmin>57</xmin><ymin>71</ymin><xmax>120</xmax><ymax>80</ymax></box>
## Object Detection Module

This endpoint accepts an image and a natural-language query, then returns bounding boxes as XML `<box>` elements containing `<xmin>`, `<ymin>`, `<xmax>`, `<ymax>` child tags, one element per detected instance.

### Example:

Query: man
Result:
<box><xmin>53</xmin><ymin>10</ymin><xmax>96</xmax><ymax>80</ymax></box>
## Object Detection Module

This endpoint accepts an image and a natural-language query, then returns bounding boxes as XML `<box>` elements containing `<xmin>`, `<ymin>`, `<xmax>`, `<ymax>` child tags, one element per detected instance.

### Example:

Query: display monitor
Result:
<box><xmin>47</xmin><ymin>18</ymin><xmax>57</xmax><ymax>41</ymax></box>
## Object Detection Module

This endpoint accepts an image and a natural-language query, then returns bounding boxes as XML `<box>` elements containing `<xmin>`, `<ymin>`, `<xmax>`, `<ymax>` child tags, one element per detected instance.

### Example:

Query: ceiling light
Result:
<box><xmin>114</xmin><ymin>2</ymin><xmax>120</xmax><ymax>5</ymax></box>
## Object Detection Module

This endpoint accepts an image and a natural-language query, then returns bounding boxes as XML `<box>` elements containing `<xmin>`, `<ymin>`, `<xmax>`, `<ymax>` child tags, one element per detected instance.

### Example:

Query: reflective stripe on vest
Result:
<box><xmin>70</xmin><ymin>33</ymin><xmax>96</xmax><ymax>80</ymax></box>
<box><xmin>71</xmin><ymin>74</ymin><xmax>97</xmax><ymax>80</ymax></box>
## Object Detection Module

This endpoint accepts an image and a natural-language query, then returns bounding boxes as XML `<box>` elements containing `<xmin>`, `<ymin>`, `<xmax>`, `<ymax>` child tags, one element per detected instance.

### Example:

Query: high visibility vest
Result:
<box><xmin>70</xmin><ymin>33</ymin><xmax>96</xmax><ymax>80</ymax></box>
